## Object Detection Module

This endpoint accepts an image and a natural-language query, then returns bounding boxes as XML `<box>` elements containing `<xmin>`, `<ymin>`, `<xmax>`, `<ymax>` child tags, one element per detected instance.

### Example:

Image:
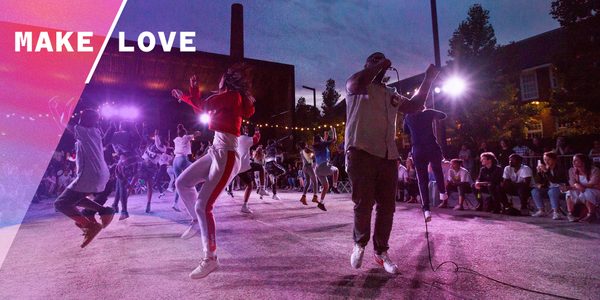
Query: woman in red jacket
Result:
<box><xmin>172</xmin><ymin>64</ymin><xmax>255</xmax><ymax>279</ymax></box>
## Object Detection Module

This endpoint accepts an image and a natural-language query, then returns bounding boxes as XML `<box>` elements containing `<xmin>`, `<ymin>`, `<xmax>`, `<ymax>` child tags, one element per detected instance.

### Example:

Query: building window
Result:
<box><xmin>526</xmin><ymin>119</ymin><xmax>543</xmax><ymax>139</ymax></box>
<box><xmin>520</xmin><ymin>71</ymin><xmax>539</xmax><ymax>100</ymax></box>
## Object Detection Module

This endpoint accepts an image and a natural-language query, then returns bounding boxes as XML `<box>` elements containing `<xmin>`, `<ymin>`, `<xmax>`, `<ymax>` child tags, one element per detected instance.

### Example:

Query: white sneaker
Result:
<box><xmin>351</xmin><ymin>244</ymin><xmax>365</xmax><ymax>269</ymax></box>
<box><xmin>167</xmin><ymin>188</ymin><xmax>175</xmax><ymax>193</ymax></box>
<box><xmin>258</xmin><ymin>188</ymin><xmax>270</xmax><ymax>196</ymax></box>
<box><xmin>374</xmin><ymin>252</ymin><xmax>399</xmax><ymax>274</ymax></box>
<box><xmin>189</xmin><ymin>257</ymin><xmax>219</xmax><ymax>279</ymax></box>
<box><xmin>241</xmin><ymin>204</ymin><xmax>253</xmax><ymax>214</ymax></box>
<box><xmin>181</xmin><ymin>221</ymin><xmax>200</xmax><ymax>240</ymax></box>
<box><xmin>439</xmin><ymin>193</ymin><xmax>448</xmax><ymax>201</ymax></box>
<box><xmin>424</xmin><ymin>210</ymin><xmax>432</xmax><ymax>222</ymax></box>
<box><xmin>531</xmin><ymin>210</ymin><xmax>545</xmax><ymax>217</ymax></box>
<box><xmin>272</xmin><ymin>194</ymin><xmax>281</xmax><ymax>200</ymax></box>
<box><xmin>552</xmin><ymin>211</ymin><xmax>562</xmax><ymax>220</ymax></box>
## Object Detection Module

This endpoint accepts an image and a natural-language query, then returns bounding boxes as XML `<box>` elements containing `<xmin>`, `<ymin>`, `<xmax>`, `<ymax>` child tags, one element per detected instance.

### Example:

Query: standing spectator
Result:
<box><xmin>555</xmin><ymin>136</ymin><xmax>574</xmax><ymax>156</ymax></box>
<box><xmin>530</xmin><ymin>137</ymin><xmax>545</xmax><ymax>157</ymax></box>
<box><xmin>512</xmin><ymin>139</ymin><xmax>531</xmax><ymax>157</ymax></box>
<box><xmin>588</xmin><ymin>140</ymin><xmax>600</xmax><ymax>166</ymax></box>
<box><xmin>458</xmin><ymin>144</ymin><xmax>474</xmax><ymax>174</ymax></box>
<box><xmin>397</xmin><ymin>160</ymin><xmax>408</xmax><ymax>202</ymax></box>
<box><xmin>405</xmin><ymin>157</ymin><xmax>419</xmax><ymax>203</ymax></box>
<box><xmin>531</xmin><ymin>152</ymin><xmax>567</xmax><ymax>220</ymax></box>
<box><xmin>501</xmin><ymin>154</ymin><xmax>533</xmax><ymax>215</ymax></box>
<box><xmin>566</xmin><ymin>154</ymin><xmax>600</xmax><ymax>222</ymax></box>
<box><xmin>496</xmin><ymin>139</ymin><xmax>514</xmax><ymax>168</ymax></box>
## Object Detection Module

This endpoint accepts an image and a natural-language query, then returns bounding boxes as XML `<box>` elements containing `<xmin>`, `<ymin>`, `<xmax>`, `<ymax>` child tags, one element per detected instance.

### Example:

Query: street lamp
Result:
<box><xmin>442</xmin><ymin>76</ymin><xmax>466</xmax><ymax>97</ymax></box>
<box><xmin>302</xmin><ymin>85</ymin><xmax>317</xmax><ymax>108</ymax></box>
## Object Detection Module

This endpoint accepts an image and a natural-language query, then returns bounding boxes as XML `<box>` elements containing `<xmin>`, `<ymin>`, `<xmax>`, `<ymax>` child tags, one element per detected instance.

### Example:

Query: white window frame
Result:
<box><xmin>520</xmin><ymin>70</ymin><xmax>539</xmax><ymax>101</ymax></box>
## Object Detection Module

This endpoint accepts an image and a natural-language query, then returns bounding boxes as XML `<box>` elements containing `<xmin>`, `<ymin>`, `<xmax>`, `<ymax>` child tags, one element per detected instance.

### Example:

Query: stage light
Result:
<box><xmin>100</xmin><ymin>105</ymin><xmax>117</xmax><ymax>118</ymax></box>
<box><xmin>120</xmin><ymin>106</ymin><xmax>139</xmax><ymax>119</ymax></box>
<box><xmin>199</xmin><ymin>113</ymin><xmax>210</xmax><ymax>124</ymax></box>
<box><xmin>434</xmin><ymin>87</ymin><xmax>441</xmax><ymax>94</ymax></box>
<box><xmin>442</xmin><ymin>77</ymin><xmax>466</xmax><ymax>97</ymax></box>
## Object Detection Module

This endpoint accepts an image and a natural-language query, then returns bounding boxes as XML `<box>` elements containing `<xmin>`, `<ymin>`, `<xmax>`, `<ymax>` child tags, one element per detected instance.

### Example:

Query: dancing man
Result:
<box><xmin>236</xmin><ymin>125</ymin><xmax>265</xmax><ymax>213</ymax></box>
<box><xmin>172</xmin><ymin>64</ymin><xmax>255</xmax><ymax>279</ymax></box>
<box><xmin>51</xmin><ymin>108</ymin><xmax>115</xmax><ymax>248</ymax></box>
<box><xmin>313</xmin><ymin>127</ymin><xmax>340</xmax><ymax>211</ymax></box>
<box><xmin>264</xmin><ymin>137</ymin><xmax>288</xmax><ymax>200</ymax></box>
<box><xmin>345</xmin><ymin>51</ymin><xmax>439</xmax><ymax>274</ymax></box>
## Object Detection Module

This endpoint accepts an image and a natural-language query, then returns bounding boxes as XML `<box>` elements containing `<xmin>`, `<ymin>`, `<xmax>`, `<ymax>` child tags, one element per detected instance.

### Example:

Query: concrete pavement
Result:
<box><xmin>0</xmin><ymin>190</ymin><xmax>598</xmax><ymax>299</ymax></box>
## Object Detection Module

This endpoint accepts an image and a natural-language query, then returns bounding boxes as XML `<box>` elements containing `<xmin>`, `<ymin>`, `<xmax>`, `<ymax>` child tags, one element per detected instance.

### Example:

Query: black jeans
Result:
<box><xmin>412</xmin><ymin>146</ymin><xmax>446</xmax><ymax>211</ymax></box>
<box><xmin>347</xmin><ymin>148</ymin><xmax>397</xmax><ymax>254</ymax></box>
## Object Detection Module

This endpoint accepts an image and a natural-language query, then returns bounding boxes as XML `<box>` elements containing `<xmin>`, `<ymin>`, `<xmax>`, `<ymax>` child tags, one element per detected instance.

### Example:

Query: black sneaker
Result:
<box><xmin>317</xmin><ymin>203</ymin><xmax>327</xmax><ymax>211</ymax></box>
<box><xmin>331</xmin><ymin>187</ymin><xmax>340</xmax><ymax>194</ymax></box>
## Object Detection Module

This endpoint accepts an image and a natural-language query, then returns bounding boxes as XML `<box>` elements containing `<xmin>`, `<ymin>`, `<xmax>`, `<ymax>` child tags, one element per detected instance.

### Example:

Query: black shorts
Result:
<box><xmin>238</xmin><ymin>169</ymin><xmax>254</xmax><ymax>186</ymax></box>
<box><xmin>265</xmin><ymin>161</ymin><xmax>286</xmax><ymax>177</ymax></box>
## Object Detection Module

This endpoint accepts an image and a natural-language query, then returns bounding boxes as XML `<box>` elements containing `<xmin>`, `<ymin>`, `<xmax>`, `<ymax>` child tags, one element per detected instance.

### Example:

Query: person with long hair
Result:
<box><xmin>531</xmin><ymin>151</ymin><xmax>567</xmax><ymax>220</ymax></box>
<box><xmin>566</xmin><ymin>154</ymin><xmax>600</xmax><ymax>222</ymax></box>
<box><xmin>172</xmin><ymin>64</ymin><xmax>255</xmax><ymax>279</ymax></box>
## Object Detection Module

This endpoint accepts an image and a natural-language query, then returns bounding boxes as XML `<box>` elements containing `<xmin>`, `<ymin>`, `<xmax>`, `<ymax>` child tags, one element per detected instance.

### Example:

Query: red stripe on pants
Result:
<box><xmin>206</xmin><ymin>150</ymin><xmax>236</xmax><ymax>252</ymax></box>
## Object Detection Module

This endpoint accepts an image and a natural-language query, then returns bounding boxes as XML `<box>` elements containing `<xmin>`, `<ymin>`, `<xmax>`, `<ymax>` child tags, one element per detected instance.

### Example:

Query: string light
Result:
<box><xmin>239</xmin><ymin>120</ymin><xmax>346</xmax><ymax>132</ymax></box>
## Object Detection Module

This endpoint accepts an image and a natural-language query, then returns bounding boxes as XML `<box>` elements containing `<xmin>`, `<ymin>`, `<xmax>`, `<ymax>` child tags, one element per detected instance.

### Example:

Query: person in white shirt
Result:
<box><xmin>396</xmin><ymin>160</ymin><xmax>408</xmax><ymax>202</ymax></box>
<box><xmin>443</xmin><ymin>159</ymin><xmax>472</xmax><ymax>211</ymax></box>
<box><xmin>235</xmin><ymin>125</ymin><xmax>266</xmax><ymax>213</ymax></box>
<box><xmin>501</xmin><ymin>154</ymin><xmax>533</xmax><ymax>215</ymax></box>
<box><xmin>172</xmin><ymin>124</ymin><xmax>200</xmax><ymax>212</ymax></box>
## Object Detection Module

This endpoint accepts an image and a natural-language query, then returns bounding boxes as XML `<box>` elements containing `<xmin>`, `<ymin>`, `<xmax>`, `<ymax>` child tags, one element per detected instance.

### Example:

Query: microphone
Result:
<box><xmin>388</xmin><ymin>67</ymin><xmax>398</xmax><ymax>71</ymax></box>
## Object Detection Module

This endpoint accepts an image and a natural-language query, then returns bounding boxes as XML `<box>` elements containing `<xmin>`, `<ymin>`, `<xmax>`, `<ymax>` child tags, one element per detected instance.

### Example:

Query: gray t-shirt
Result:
<box><xmin>345</xmin><ymin>83</ymin><xmax>401</xmax><ymax>160</ymax></box>
<box><xmin>68</xmin><ymin>125</ymin><xmax>109</xmax><ymax>193</ymax></box>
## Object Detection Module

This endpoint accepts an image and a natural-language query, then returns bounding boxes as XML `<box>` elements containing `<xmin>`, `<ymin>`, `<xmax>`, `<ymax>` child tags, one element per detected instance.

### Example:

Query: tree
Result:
<box><xmin>448</xmin><ymin>4</ymin><xmax>497</xmax><ymax>66</ymax></box>
<box><xmin>550</xmin><ymin>0</ymin><xmax>600</xmax><ymax>112</ymax></box>
<box><xmin>321</xmin><ymin>79</ymin><xmax>341</xmax><ymax>119</ymax></box>
<box><xmin>295</xmin><ymin>96</ymin><xmax>322</xmax><ymax>142</ymax></box>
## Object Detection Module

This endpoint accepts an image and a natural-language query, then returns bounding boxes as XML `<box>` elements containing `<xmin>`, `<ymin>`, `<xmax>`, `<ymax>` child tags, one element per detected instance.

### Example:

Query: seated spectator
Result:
<box><xmin>501</xmin><ymin>154</ymin><xmax>534</xmax><ymax>216</ymax></box>
<box><xmin>441</xmin><ymin>159</ymin><xmax>472</xmax><ymax>210</ymax></box>
<box><xmin>589</xmin><ymin>140</ymin><xmax>600</xmax><ymax>166</ymax></box>
<box><xmin>566</xmin><ymin>154</ymin><xmax>600</xmax><ymax>223</ymax></box>
<box><xmin>397</xmin><ymin>160</ymin><xmax>408</xmax><ymax>202</ymax></box>
<box><xmin>473</xmin><ymin>152</ymin><xmax>504</xmax><ymax>212</ymax></box>
<box><xmin>531</xmin><ymin>152</ymin><xmax>567</xmax><ymax>220</ymax></box>
<box><xmin>405</xmin><ymin>157</ymin><xmax>419</xmax><ymax>203</ymax></box>
<box><xmin>496</xmin><ymin>139</ymin><xmax>514</xmax><ymax>168</ymax></box>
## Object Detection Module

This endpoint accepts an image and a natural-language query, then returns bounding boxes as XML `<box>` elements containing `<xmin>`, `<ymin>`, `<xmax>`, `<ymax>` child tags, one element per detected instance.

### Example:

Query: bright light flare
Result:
<box><xmin>199</xmin><ymin>113</ymin><xmax>211</xmax><ymax>124</ymax></box>
<box><xmin>442</xmin><ymin>77</ymin><xmax>466</xmax><ymax>97</ymax></box>
<box><xmin>120</xmin><ymin>106</ymin><xmax>139</xmax><ymax>119</ymax></box>
<box><xmin>100</xmin><ymin>105</ymin><xmax>117</xmax><ymax>118</ymax></box>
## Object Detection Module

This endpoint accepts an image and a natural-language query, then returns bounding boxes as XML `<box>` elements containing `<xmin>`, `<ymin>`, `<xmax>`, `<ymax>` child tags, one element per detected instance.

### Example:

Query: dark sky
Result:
<box><xmin>114</xmin><ymin>0</ymin><xmax>559</xmax><ymax>106</ymax></box>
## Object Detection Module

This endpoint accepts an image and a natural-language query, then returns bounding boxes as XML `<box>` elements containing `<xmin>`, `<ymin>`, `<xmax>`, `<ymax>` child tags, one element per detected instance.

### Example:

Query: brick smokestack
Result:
<box><xmin>230</xmin><ymin>3</ymin><xmax>244</xmax><ymax>61</ymax></box>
